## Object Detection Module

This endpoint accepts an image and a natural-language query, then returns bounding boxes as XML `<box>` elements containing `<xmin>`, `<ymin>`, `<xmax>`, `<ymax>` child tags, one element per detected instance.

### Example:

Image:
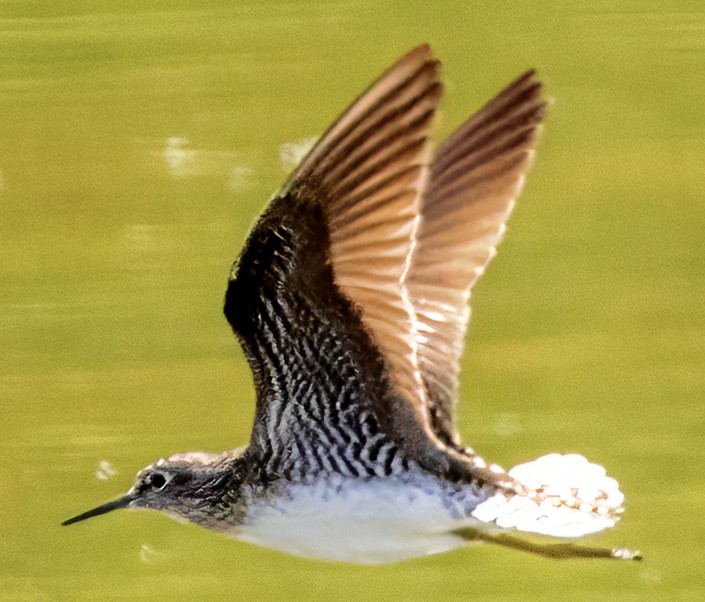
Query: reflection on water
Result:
<box><xmin>139</xmin><ymin>544</ymin><xmax>160</xmax><ymax>564</ymax></box>
<box><xmin>162</xmin><ymin>136</ymin><xmax>194</xmax><ymax>177</ymax></box>
<box><xmin>279</xmin><ymin>137</ymin><xmax>317</xmax><ymax>171</ymax></box>
<box><xmin>95</xmin><ymin>460</ymin><xmax>118</xmax><ymax>481</ymax></box>
<box><xmin>1</xmin><ymin>2</ymin><xmax>704</xmax><ymax>600</ymax></box>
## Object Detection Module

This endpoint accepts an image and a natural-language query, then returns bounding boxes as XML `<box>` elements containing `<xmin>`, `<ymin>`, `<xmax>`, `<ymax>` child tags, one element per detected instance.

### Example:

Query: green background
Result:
<box><xmin>2</xmin><ymin>1</ymin><xmax>703</xmax><ymax>600</ymax></box>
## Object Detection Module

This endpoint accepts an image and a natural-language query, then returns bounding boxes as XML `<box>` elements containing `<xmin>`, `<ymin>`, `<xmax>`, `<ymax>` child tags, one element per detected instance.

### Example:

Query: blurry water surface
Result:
<box><xmin>2</xmin><ymin>2</ymin><xmax>704</xmax><ymax>600</ymax></box>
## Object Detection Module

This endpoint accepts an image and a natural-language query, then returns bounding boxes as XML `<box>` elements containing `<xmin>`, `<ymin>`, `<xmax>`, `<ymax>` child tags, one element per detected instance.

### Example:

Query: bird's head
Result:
<box><xmin>62</xmin><ymin>449</ymin><xmax>246</xmax><ymax>528</ymax></box>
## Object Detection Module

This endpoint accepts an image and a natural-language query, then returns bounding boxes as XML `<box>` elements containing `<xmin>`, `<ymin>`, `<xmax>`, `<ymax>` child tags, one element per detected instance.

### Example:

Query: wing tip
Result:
<box><xmin>396</xmin><ymin>44</ymin><xmax>442</xmax><ymax>83</ymax></box>
<box><xmin>407</xmin><ymin>43</ymin><xmax>433</xmax><ymax>60</ymax></box>
<box><xmin>498</xmin><ymin>68</ymin><xmax>546</xmax><ymax>119</ymax></box>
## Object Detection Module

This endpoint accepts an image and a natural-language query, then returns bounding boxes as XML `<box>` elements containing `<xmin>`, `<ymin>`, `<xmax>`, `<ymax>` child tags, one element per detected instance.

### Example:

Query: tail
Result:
<box><xmin>472</xmin><ymin>454</ymin><xmax>625</xmax><ymax>538</ymax></box>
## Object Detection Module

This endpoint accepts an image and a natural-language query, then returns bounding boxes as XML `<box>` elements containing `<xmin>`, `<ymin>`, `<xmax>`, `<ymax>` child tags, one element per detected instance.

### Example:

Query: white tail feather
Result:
<box><xmin>472</xmin><ymin>454</ymin><xmax>625</xmax><ymax>538</ymax></box>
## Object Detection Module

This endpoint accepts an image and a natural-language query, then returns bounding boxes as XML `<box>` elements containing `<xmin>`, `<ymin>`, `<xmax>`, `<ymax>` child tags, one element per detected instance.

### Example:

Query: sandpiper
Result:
<box><xmin>64</xmin><ymin>45</ymin><xmax>640</xmax><ymax>564</ymax></box>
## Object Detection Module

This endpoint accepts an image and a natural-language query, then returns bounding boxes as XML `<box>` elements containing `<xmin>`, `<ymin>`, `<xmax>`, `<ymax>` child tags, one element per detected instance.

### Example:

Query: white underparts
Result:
<box><xmin>234</xmin><ymin>476</ymin><xmax>477</xmax><ymax>564</ymax></box>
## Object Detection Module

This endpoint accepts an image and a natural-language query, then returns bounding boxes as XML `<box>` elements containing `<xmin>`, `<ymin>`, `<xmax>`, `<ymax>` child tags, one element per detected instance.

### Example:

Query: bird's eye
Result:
<box><xmin>149</xmin><ymin>472</ymin><xmax>168</xmax><ymax>491</ymax></box>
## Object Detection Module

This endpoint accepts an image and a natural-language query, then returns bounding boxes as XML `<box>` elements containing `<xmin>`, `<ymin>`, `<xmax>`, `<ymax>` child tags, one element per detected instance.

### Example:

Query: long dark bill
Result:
<box><xmin>62</xmin><ymin>493</ymin><xmax>136</xmax><ymax>526</ymax></box>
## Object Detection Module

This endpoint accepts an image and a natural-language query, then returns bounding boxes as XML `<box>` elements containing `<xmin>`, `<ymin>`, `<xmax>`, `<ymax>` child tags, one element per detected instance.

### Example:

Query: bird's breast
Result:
<box><xmin>230</xmin><ymin>474</ymin><xmax>485</xmax><ymax>564</ymax></box>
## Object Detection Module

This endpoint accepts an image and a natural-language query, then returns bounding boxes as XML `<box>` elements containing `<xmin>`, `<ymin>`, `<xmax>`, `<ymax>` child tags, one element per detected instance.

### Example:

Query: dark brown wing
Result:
<box><xmin>224</xmin><ymin>46</ymin><xmax>443</xmax><ymax>473</ymax></box>
<box><xmin>407</xmin><ymin>70</ymin><xmax>546</xmax><ymax>445</ymax></box>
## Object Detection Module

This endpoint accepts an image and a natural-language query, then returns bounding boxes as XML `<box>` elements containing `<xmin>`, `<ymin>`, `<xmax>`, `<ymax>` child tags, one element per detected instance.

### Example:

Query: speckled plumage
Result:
<box><xmin>63</xmin><ymin>45</ymin><xmax>639</xmax><ymax>564</ymax></box>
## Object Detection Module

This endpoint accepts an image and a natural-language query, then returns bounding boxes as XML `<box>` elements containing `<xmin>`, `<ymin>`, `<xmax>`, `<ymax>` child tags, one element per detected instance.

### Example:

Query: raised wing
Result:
<box><xmin>407</xmin><ymin>70</ymin><xmax>545</xmax><ymax>445</ymax></box>
<box><xmin>224</xmin><ymin>46</ymin><xmax>442</xmax><ymax>474</ymax></box>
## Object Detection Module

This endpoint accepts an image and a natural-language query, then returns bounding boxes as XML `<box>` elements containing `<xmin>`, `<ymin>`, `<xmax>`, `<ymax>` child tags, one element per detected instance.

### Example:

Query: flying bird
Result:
<box><xmin>64</xmin><ymin>45</ymin><xmax>639</xmax><ymax>564</ymax></box>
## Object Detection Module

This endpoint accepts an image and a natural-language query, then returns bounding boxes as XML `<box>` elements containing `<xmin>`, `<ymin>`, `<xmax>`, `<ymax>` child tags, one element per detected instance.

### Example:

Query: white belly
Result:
<box><xmin>232</xmin><ymin>476</ymin><xmax>480</xmax><ymax>564</ymax></box>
